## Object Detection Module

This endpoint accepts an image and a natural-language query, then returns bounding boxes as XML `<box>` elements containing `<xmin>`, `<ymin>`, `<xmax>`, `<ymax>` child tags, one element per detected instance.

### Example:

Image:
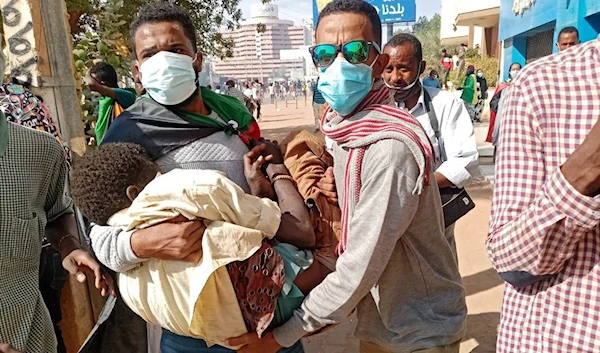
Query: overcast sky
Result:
<box><xmin>238</xmin><ymin>0</ymin><xmax>441</xmax><ymax>25</ymax></box>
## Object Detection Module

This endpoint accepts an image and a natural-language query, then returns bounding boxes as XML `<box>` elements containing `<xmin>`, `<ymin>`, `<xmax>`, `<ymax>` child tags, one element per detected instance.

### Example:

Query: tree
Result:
<box><xmin>395</xmin><ymin>14</ymin><xmax>447</xmax><ymax>74</ymax></box>
<box><xmin>72</xmin><ymin>0</ymin><xmax>130</xmax><ymax>142</ymax></box>
<box><xmin>66</xmin><ymin>0</ymin><xmax>270</xmax><ymax>59</ymax></box>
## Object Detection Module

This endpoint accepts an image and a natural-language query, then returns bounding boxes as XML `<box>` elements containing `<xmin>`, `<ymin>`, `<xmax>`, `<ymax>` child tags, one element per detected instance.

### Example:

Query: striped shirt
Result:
<box><xmin>487</xmin><ymin>38</ymin><xmax>600</xmax><ymax>352</ymax></box>
<box><xmin>0</xmin><ymin>115</ymin><xmax>73</xmax><ymax>353</ymax></box>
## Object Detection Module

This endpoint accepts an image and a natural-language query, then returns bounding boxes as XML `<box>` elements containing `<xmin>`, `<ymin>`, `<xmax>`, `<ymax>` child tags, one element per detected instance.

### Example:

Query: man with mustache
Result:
<box><xmin>382</xmin><ymin>33</ymin><xmax>478</xmax><ymax>261</ymax></box>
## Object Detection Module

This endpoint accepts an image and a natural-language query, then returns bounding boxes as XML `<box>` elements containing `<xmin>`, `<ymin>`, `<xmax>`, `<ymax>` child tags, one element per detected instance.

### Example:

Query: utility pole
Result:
<box><xmin>387</xmin><ymin>23</ymin><xmax>394</xmax><ymax>42</ymax></box>
<box><xmin>1</xmin><ymin>0</ymin><xmax>93</xmax><ymax>351</ymax></box>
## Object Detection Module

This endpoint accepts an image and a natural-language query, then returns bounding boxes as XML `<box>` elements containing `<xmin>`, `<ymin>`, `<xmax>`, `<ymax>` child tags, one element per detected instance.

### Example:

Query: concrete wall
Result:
<box><xmin>440</xmin><ymin>0</ymin><xmax>469</xmax><ymax>44</ymax></box>
<box><xmin>457</xmin><ymin>0</ymin><xmax>500</xmax><ymax>17</ymax></box>
<box><xmin>555</xmin><ymin>0</ymin><xmax>600</xmax><ymax>43</ymax></box>
<box><xmin>499</xmin><ymin>0</ymin><xmax>557</xmax><ymax>41</ymax></box>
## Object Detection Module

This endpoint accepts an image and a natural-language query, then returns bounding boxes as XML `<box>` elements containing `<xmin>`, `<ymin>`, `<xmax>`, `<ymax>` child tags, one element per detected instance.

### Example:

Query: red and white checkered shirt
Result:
<box><xmin>487</xmin><ymin>38</ymin><xmax>600</xmax><ymax>353</ymax></box>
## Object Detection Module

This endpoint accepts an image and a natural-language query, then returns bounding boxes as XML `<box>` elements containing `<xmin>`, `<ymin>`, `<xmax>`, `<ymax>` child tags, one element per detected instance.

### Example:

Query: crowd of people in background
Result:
<box><xmin>2</xmin><ymin>0</ymin><xmax>599</xmax><ymax>353</ymax></box>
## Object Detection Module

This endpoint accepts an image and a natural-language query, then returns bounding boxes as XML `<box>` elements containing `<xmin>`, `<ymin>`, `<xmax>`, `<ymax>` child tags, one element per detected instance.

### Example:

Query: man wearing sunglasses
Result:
<box><xmin>229</xmin><ymin>1</ymin><xmax>466</xmax><ymax>352</ymax></box>
<box><xmin>382</xmin><ymin>33</ymin><xmax>479</xmax><ymax>262</ymax></box>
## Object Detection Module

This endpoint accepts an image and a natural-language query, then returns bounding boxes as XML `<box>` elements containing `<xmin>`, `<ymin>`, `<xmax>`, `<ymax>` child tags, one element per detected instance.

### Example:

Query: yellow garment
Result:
<box><xmin>108</xmin><ymin>169</ymin><xmax>281</xmax><ymax>348</ymax></box>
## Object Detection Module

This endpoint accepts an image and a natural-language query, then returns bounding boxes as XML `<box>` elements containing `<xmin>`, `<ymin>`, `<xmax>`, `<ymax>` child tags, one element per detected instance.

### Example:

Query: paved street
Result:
<box><xmin>258</xmin><ymin>102</ymin><xmax>503</xmax><ymax>353</ymax></box>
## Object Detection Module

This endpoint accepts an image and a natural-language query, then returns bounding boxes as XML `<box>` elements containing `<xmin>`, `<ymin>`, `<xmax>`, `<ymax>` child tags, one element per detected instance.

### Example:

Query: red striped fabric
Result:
<box><xmin>321</xmin><ymin>83</ymin><xmax>433</xmax><ymax>254</ymax></box>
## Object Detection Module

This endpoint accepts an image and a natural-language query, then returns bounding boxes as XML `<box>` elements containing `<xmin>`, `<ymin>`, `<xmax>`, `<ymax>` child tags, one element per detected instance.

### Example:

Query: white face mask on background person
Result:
<box><xmin>140</xmin><ymin>51</ymin><xmax>198</xmax><ymax>106</ymax></box>
<box><xmin>509</xmin><ymin>70</ymin><xmax>519</xmax><ymax>79</ymax></box>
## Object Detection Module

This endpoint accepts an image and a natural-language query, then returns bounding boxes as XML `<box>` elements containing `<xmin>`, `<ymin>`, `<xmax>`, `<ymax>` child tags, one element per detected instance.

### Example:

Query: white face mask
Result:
<box><xmin>140</xmin><ymin>51</ymin><xmax>198</xmax><ymax>106</ymax></box>
<box><xmin>509</xmin><ymin>70</ymin><xmax>519</xmax><ymax>79</ymax></box>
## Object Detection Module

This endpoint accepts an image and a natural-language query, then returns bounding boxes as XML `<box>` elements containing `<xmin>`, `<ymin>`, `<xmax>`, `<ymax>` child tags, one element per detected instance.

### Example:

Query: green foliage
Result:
<box><xmin>451</xmin><ymin>56</ymin><xmax>499</xmax><ymax>89</ymax></box>
<box><xmin>66</xmin><ymin>0</ymin><xmax>272</xmax><ymax>59</ymax></box>
<box><xmin>465</xmin><ymin>48</ymin><xmax>479</xmax><ymax>59</ymax></box>
<box><xmin>72</xmin><ymin>0</ymin><xmax>129</xmax><ymax>140</ymax></box>
<box><xmin>395</xmin><ymin>14</ymin><xmax>443</xmax><ymax>75</ymax></box>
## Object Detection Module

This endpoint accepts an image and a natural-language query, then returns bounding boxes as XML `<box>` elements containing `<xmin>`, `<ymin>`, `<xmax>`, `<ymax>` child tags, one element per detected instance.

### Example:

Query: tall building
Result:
<box><xmin>213</xmin><ymin>3</ymin><xmax>314</xmax><ymax>82</ymax></box>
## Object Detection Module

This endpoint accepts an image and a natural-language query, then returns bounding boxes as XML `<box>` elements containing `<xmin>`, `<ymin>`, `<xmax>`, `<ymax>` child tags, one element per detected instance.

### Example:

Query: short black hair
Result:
<box><xmin>90</xmin><ymin>62</ymin><xmax>118</xmax><ymax>88</ymax></box>
<box><xmin>510</xmin><ymin>62</ymin><xmax>522</xmax><ymax>70</ymax></box>
<box><xmin>130</xmin><ymin>2</ymin><xmax>198</xmax><ymax>58</ymax></box>
<box><xmin>385</xmin><ymin>33</ymin><xmax>423</xmax><ymax>63</ymax></box>
<box><xmin>317</xmin><ymin>0</ymin><xmax>382</xmax><ymax>46</ymax></box>
<box><xmin>216</xmin><ymin>85</ymin><xmax>221</xmax><ymax>89</ymax></box>
<box><xmin>226</xmin><ymin>80</ymin><xmax>235</xmax><ymax>87</ymax></box>
<box><xmin>71</xmin><ymin>143</ymin><xmax>159</xmax><ymax>225</ymax></box>
<box><xmin>558</xmin><ymin>26</ymin><xmax>579</xmax><ymax>39</ymax></box>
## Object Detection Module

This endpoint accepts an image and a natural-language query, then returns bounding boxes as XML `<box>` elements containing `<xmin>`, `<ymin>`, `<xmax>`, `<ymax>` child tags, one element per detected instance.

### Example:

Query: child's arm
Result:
<box><xmin>267</xmin><ymin>163</ymin><xmax>316</xmax><ymax>249</ymax></box>
<box><xmin>245</xmin><ymin>144</ymin><xmax>316</xmax><ymax>249</ymax></box>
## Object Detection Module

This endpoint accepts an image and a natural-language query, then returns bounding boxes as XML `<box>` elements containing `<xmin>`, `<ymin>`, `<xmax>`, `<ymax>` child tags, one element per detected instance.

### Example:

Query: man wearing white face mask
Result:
<box><xmin>89</xmin><ymin>3</ymin><xmax>307</xmax><ymax>353</ymax></box>
<box><xmin>229</xmin><ymin>1</ymin><xmax>466</xmax><ymax>352</ymax></box>
<box><xmin>382</xmin><ymin>34</ymin><xmax>479</xmax><ymax>262</ymax></box>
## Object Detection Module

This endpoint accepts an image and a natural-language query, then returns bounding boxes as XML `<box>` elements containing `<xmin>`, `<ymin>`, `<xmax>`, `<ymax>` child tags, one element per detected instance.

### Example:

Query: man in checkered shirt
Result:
<box><xmin>0</xmin><ymin>51</ymin><xmax>114</xmax><ymax>353</ymax></box>
<box><xmin>487</xmin><ymin>37</ymin><xmax>600</xmax><ymax>352</ymax></box>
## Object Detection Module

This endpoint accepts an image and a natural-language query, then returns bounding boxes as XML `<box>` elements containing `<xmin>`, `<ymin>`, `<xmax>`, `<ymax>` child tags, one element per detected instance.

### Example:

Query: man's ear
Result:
<box><xmin>372</xmin><ymin>53</ymin><xmax>390</xmax><ymax>78</ymax></box>
<box><xmin>419</xmin><ymin>61</ymin><xmax>427</xmax><ymax>76</ymax></box>
<box><xmin>126</xmin><ymin>185</ymin><xmax>142</xmax><ymax>202</ymax></box>
<box><xmin>132</xmin><ymin>60</ymin><xmax>141</xmax><ymax>82</ymax></box>
<box><xmin>193</xmin><ymin>52</ymin><xmax>203</xmax><ymax>73</ymax></box>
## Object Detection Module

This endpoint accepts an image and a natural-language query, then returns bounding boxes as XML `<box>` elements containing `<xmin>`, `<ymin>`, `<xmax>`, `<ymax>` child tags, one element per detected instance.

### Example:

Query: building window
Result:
<box><xmin>525</xmin><ymin>29</ymin><xmax>554</xmax><ymax>64</ymax></box>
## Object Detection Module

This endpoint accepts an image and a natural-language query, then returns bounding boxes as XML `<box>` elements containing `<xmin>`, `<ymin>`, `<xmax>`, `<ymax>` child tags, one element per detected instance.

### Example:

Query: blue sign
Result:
<box><xmin>312</xmin><ymin>0</ymin><xmax>416</xmax><ymax>27</ymax></box>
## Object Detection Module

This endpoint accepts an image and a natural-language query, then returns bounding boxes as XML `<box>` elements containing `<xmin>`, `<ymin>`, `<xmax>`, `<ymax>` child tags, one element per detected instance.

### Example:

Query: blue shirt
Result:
<box><xmin>422</xmin><ymin>77</ymin><xmax>441</xmax><ymax>89</ymax></box>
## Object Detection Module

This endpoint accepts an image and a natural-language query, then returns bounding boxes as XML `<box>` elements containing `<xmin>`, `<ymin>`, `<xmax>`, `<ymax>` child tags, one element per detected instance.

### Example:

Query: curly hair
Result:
<box><xmin>90</xmin><ymin>61</ymin><xmax>118</xmax><ymax>88</ymax></box>
<box><xmin>70</xmin><ymin>143</ymin><xmax>159</xmax><ymax>225</ymax></box>
<box><xmin>130</xmin><ymin>2</ymin><xmax>197</xmax><ymax>58</ymax></box>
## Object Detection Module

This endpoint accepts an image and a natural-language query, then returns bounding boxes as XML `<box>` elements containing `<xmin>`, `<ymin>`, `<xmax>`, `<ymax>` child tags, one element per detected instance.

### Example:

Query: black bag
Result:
<box><xmin>423</xmin><ymin>90</ymin><xmax>475</xmax><ymax>228</ymax></box>
<box><xmin>439</xmin><ymin>187</ymin><xmax>475</xmax><ymax>228</ymax></box>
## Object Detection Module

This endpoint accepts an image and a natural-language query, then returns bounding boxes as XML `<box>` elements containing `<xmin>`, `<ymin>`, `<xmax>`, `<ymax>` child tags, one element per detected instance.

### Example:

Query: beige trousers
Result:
<box><xmin>360</xmin><ymin>340</ymin><xmax>460</xmax><ymax>353</ymax></box>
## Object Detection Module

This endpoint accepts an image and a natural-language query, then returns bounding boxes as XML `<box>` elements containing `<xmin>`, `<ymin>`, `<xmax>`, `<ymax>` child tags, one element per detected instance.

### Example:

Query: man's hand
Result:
<box><xmin>434</xmin><ymin>172</ymin><xmax>453</xmax><ymax>189</ymax></box>
<box><xmin>227</xmin><ymin>332</ymin><xmax>282</xmax><ymax>353</ymax></box>
<box><xmin>316</xmin><ymin>167</ymin><xmax>338</xmax><ymax>205</ymax></box>
<box><xmin>62</xmin><ymin>249</ymin><xmax>116</xmax><ymax>297</ymax></box>
<box><xmin>130</xmin><ymin>215</ymin><xmax>206</xmax><ymax>263</ymax></box>
<box><xmin>0</xmin><ymin>344</ymin><xmax>21</xmax><ymax>353</ymax></box>
<box><xmin>561</xmin><ymin>117</ymin><xmax>600</xmax><ymax>196</ymax></box>
<box><xmin>244</xmin><ymin>144</ymin><xmax>276</xmax><ymax>199</ymax></box>
<box><xmin>84</xmin><ymin>71</ymin><xmax>100</xmax><ymax>91</ymax></box>
<box><xmin>251</xmin><ymin>139</ymin><xmax>284</xmax><ymax>165</ymax></box>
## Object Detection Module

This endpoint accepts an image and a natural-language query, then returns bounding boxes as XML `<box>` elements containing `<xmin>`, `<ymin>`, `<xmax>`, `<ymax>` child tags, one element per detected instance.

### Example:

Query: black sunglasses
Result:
<box><xmin>309</xmin><ymin>40</ymin><xmax>381</xmax><ymax>68</ymax></box>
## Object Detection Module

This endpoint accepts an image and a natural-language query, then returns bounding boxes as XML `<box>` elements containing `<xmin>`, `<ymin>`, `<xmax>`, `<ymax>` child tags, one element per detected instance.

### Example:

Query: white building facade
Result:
<box><xmin>440</xmin><ymin>0</ymin><xmax>500</xmax><ymax>58</ymax></box>
<box><xmin>213</xmin><ymin>4</ymin><xmax>314</xmax><ymax>83</ymax></box>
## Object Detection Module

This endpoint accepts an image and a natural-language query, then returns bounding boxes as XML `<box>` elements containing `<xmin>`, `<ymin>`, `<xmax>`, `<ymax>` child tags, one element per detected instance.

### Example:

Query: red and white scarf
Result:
<box><xmin>320</xmin><ymin>80</ymin><xmax>434</xmax><ymax>255</ymax></box>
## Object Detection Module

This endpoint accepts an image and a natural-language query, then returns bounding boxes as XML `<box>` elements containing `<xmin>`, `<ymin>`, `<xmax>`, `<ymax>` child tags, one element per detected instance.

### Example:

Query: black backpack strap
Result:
<box><xmin>423</xmin><ymin>89</ymin><xmax>446</xmax><ymax>162</ymax></box>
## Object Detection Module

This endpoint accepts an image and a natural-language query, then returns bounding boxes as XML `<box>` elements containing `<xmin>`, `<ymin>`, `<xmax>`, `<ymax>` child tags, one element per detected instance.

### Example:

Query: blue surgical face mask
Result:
<box><xmin>318</xmin><ymin>57</ymin><xmax>376</xmax><ymax>116</ymax></box>
<box><xmin>140</xmin><ymin>51</ymin><xmax>198</xmax><ymax>106</ymax></box>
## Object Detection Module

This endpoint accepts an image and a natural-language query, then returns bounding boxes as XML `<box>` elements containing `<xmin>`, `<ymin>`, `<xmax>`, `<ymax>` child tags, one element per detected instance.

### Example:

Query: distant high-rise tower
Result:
<box><xmin>213</xmin><ymin>3</ymin><xmax>314</xmax><ymax>82</ymax></box>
